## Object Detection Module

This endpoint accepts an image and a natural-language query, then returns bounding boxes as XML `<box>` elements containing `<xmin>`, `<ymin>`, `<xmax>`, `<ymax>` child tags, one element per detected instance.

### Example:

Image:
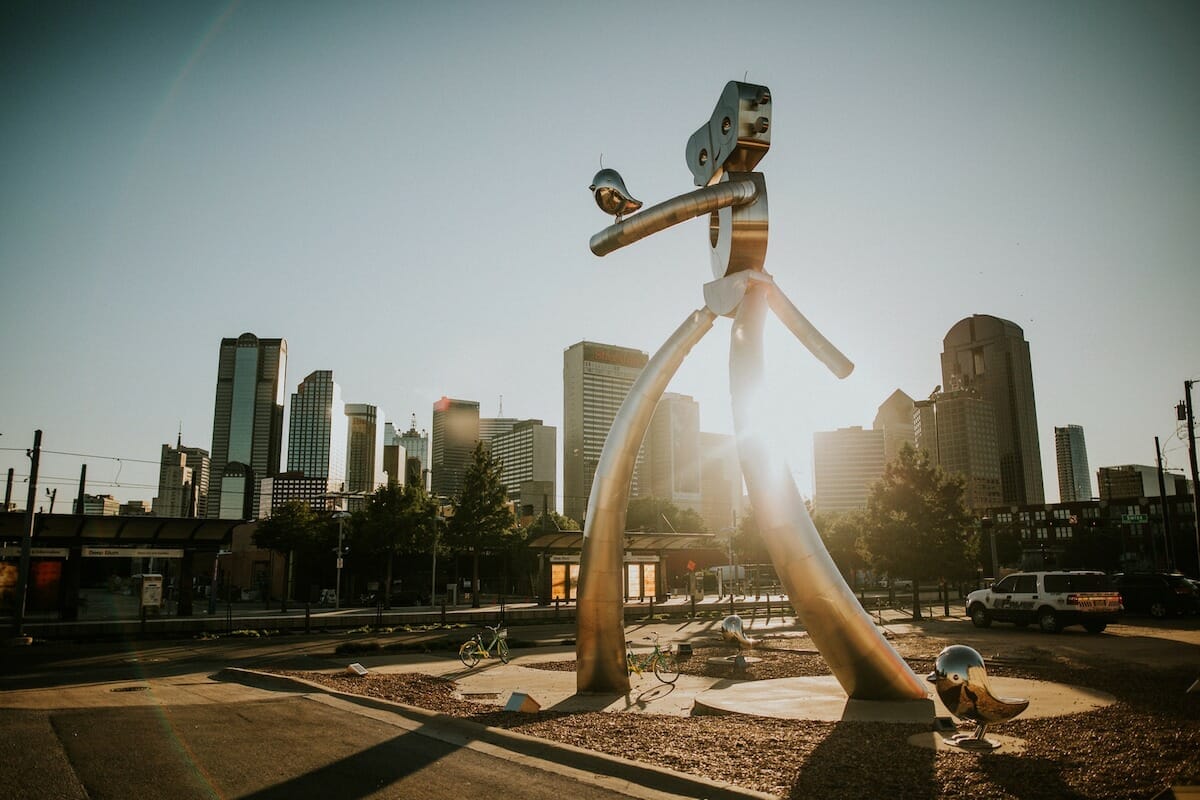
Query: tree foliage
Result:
<box><xmin>810</xmin><ymin>508</ymin><xmax>869</xmax><ymax>586</ymax></box>
<box><xmin>625</xmin><ymin>496</ymin><xmax>707</xmax><ymax>533</ymax></box>
<box><xmin>731</xmin><ymin>508</ymin><xmax>769</xmax><ymax>564</ymax></box>
<box><xmin>860</xmin><ymin>444</ymin><xmax>973</xmax><ymax>618</ymax></box>
<box><xmin>526</xmin><ymin>511</ymin><xmax>580</xmax><ymax>533</ymax></box>
<box><xmin>349</xmin><ymin>483</ymin><xmax>441</xmax><ymax>607</ymax></box>
<box><xmin>443</xmin><ymin>443</ymin><xmax>517</xmax><ymax>607</ymax></box>
<box><xmin>253</xmin><ymin>500</ymin><xmax>326</xmax><ymax>610</ymax></box>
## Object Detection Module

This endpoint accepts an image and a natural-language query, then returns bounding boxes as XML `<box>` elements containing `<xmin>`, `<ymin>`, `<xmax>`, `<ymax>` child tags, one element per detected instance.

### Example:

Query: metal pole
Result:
<box><xmin>335</xmin><ymin>515</ymin><xmax>344</xmax><ymax>610</ymax></box>
<box><xmin>76</xmin><ymin>464</ymin><xmax>86</xmax><ymax>515</ymax></box>
<box><xmin>1182</xmin><ymin>380</ymin><xmax>1200</xmax><ymax>578</ymax></box>
<box><xmin>5</xmin><ymin>468</ymin><xmax>13</xmax><ymax>509</ymax></box>
<box><xmin>1155</xmin><ymin>436</ymin><xmax>1174</xmax><ymax>571</ymax></box>
<box><xmin>14</xmin><ymin>430</ymin><xmax>42</xmax><ymax>638</ymax></box>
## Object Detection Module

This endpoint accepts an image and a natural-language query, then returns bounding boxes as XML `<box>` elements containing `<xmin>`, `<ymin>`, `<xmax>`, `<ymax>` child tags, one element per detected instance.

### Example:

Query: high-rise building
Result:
<box><xmin>152</xmin><ymin>439</ymin><xmax>210</xmax><ymax>518</ymax></box>
<box><xmin>913</xmin><ymin>389</ymin><xmax>1003</xmax><ymax>511</ymax></box>
<box><xmin>286</xmin><ymin>370</ymin><xmax>346</xmax><ymax>483</ymax></box>
<box><xmin>873</xmin><ymin>390</ymin><xmax>916</xmax><ymax>463</ymax></box>
<box><xmin>345</xmin><ymin>403</ymin><xmax>385</xmax><ymax>495</ymax></box>
<box><xmin>431</xmin><ymin>397</ymin><xmax>480</xmax><ymax>499</ymax></box>
<box><xmin>480</xmin><ymin>417</ymin><xmax>518</xmax><ymax>445</ymax></box>
<box><xmin>399</xmin><ymin>417</ymin><xmax>429</xmax><ymax>488</ymax></box>
<box><xmin>1097</xmin><ymin>464</ymin><xmax>1191</xmax><ymax>500</ymax></box>
<box><xmin>699</xmin><ymin>431</ymin><xmax>742</xmax><ymax>533</ymax></box>
<box><xmin>120</xmin><ymin>500</ymin><xmax>152</xmax><ymax>516</ymax></box>
<box><xmin>941</xmin><ymin>315</ymin><xmax>1044</xmax><ymax>505</ymax></box>
<box><xmin>643</xmin><ymin>393</ymin><xmax>702</xmax><ymax>512</ymax></box>
<box><xmin>489</xmin><ymin>419</ymin><xmax>557</xmax><ymax>512</ymax></box>
<box><xmin>208</xmin><ymin>333</ymin><xmax>287</xmax><ymax>518</ymax></box>
<box><xmin>74</xmin><ymin>494</ymin><xmax>119</xmax><ymax>515</ymax></box>
<box><xmin>1055</xmin><ymin>424</ymin><xmax>1093</xmax><ymax>502</ymax></box>
<box><xmin>563</xmin><ymin>341</ymin><xmax>648</xmax><ymax>524</ymax></box>
<box><xmin>812</xmin><ymin>426</ymin><xmax>886</xmax><ymax>512</ymax></box>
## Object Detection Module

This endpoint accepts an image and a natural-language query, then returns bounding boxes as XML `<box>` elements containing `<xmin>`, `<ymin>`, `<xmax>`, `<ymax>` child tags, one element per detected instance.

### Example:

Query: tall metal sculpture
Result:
<box><xmin>577</xmin><ymin>81</ymin><xmax>928</xmax><ymax>701</ymax></box>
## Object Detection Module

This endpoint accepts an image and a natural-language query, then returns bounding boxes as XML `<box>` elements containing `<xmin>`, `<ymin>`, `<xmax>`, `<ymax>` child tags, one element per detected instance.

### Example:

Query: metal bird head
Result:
<box><xmin>927</xmin><ymin>644</ymin><xmax>1029</xmax><ymax>725</ymax></box>
<box><xmin>590</xmin><ymin>168</ymin><xmax>642</xmax><ymax>221</ymax></box>
<box><xmin>720</xmin><ymin>614</ymin><xmax>759</xmax><ymax>649</ymax></box>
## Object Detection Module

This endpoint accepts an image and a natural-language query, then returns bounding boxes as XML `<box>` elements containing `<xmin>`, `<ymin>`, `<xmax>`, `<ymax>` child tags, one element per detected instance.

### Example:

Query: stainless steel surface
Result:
<box><xmin>589</xmin><ymin>179</ymin><xmax>757</xmax><ymax>257</ymax></box>
<box><xmin>720</xmin><ymin>614</ymin><xmax>759</xmax><ymax>648</ymax></box>
<box><xmin>708</xmin><ymin>172</ymin><xmax>768</xmax><ymax>279</ymax></box>
<box><xmin>765</xmin><ymin>280</ymin><xmax>855</xmax><ymax>379</ymax></box>
<box><xmin>589</xmin><ymin>168</ymin><xmax>642</xmax><ymax>220</ymax></box>
<box><xmin>575</xmin><ymin>307</ymin><xmax>717</xmax><ymax>694</ymax></box>
<box><xmin>686</xmin><ymin>81</ymin><xmax>772</xmax><ymax>187</ymax></box>
<box><xmin>927</xmin><ymin>645</ymin><xmax>1028</xmax><ymax>750</ymax></box>
<box><xmin>730</xmin><ymin>283</ymin><xmax>927</xmax><ymax>701</ymax></box>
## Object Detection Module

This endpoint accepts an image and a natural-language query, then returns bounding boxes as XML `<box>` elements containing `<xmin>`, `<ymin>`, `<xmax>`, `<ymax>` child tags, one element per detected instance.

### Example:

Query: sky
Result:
<box><xmin>2</xmin><ymin>0</ymin><xmax>1198</xmax><ymax>513</ymax></box>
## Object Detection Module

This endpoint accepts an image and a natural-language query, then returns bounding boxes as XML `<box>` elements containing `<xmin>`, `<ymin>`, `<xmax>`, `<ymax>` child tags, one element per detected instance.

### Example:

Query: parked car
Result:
<box><xmin>965</xmin><ymin>571</ymin><xmax>1122</xmax><ymax>633</ymax></box>
<box><xmin>1111</xmin><ymin>572</ymin><xmax>1199</xmax><ymax>618</ymax></box>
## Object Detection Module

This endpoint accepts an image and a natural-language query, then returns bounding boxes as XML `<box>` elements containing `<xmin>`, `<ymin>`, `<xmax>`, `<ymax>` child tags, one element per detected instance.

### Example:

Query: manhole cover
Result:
<box><xmin>111</xmin><ymin>685</ymin><xmax>151</xmax><ymax>693</ymax></box>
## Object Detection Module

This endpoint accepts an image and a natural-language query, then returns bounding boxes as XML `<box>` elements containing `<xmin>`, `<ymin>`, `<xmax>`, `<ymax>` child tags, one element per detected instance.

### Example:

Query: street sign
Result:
<box><xmin>1120</xmin><ymin>514</ymin><xmax>1149</xmax><ymax>524</ymax></box>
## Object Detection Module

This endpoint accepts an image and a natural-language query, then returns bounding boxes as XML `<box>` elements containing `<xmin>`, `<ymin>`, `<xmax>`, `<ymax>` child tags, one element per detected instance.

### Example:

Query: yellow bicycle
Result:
<box><xmin>458</xmin><ymin>623</ymin><xmax>510</xmax><ymax>667</ymax></box>
<box><xmin>626</xmin><ymin>633</ymin><xmax>679</xmax><ymax>684</ymax></box>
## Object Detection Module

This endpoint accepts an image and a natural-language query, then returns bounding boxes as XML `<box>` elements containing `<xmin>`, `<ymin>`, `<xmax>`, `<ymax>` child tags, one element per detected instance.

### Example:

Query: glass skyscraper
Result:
<box><xmin>1055</xmin><ymin>424</ymin><xmax>1092</xmax><ymax>502</ymax></box>
<box><xmin>208</xmin><ymin>333</ymin><xmax>286</xmax><ymax>518</ymax></box>
<box><xmin>287</xmin><ymin>370</ymin><xmax>346</xmax><ymax>483</ymax></box>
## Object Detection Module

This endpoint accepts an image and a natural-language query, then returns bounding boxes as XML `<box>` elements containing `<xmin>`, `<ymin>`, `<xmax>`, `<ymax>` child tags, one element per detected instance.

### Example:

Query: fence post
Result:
<box><xmin>305</xmin><ymin>602</ymin><xmax>311</xmax><ymax>634</ymax></box>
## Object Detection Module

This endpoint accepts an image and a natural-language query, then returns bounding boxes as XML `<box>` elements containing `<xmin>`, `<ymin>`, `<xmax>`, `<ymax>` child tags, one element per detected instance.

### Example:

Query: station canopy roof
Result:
<box><xmin>525</xmin><ymin>530</ymin><xmax>719</xmax><ymax>552</ymax></box>
<box><xmin>0</xmin><ymin>512</ymin><xmax>250</xmax><ymax>551</ymax></box>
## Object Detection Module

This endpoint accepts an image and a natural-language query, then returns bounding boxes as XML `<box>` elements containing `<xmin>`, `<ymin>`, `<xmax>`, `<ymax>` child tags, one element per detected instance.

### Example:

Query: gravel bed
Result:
<box><xmin>276</xmin><ymin>631</ymin><xmax>1200</xmax><ymax>799</ymax></box>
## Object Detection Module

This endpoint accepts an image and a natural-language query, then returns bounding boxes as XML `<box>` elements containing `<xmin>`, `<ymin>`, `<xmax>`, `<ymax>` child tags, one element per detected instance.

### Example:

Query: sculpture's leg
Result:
<box><xmin>576</xmin><ymin>308</ymin><xmax>717</xmax><ymax>693</ymax></box>
<box><xmin>729</xmin><ymin>283</ymin><xmax>927</xmax><ymax>701</ymax></box>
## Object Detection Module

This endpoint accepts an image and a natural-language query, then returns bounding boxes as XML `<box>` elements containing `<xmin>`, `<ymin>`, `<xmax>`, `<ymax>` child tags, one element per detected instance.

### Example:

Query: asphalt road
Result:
<box><xmin>0</xmin><ymin>694</ymin><xmax>640</xmax><ymax>800</ymax></box>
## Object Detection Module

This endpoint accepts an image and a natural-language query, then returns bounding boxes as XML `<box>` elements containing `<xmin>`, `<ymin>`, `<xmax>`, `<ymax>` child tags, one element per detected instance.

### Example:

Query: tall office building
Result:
<box><xmin>480</xmin><ymin>417</ymin><xmax>518</xmax><ymax>445</ymax></box>
<box><xmin>1097</xmin><ymin>464</ymin><xmax>1190</xmax><ymax>500</ymax></box>
<box><xmin>699</xmin><ymin>431</ymin><xmax>742</xmax><ymax>533</ymax></box>
<box><xmin>208</xmin><ymin>333</ymin><xmax>287</xmax><ymax>518</ymax></box>
<box><xmin>286</xmin><ymin>370</ymin><xmax>346</xmax><ymax>483</ymax></box>
<box><xmin>345</xmin><ymin>403</ymin><xmax>385</xmax><ymax>495</ymax></box>
<box><xmin>563</xmin><ymin>341</ymin><xmax>648</xmax><ymax>524</ymax></box>
<box><xmin>1055</xmin><ymin>424</ymin><xmax>1092</xmax><ymax>502</ymax></box>
<box><xmin>913</xmin><ymin>389</ymin><xmax>1003</xmax><ymax>511</ymax></box>
<box><xmin>873</xmin><ymin>390</ymin><xmax>916</xmax><ymax>463</ymax></box>
<box><xmin>152</xmin><ymin>438</ymin><xmax>210</xmax><ymax>518</ymax></box>
<box><xmin>431</xmin><ymin>397</ymin><xmax>480</xmax><ymax>499</ymax></box>
<box><xmin>643</xmin><ymin>393</ymin><xmax>702</xmax><ymax>512</ymax></box>
<box><xmin>941</xmin><ymin>315</ymin><xmax>1044</xmax><ymax>504</ymax></box>
<box><xmin>812</xmin><ymin>426</ymin><xmax>886</xmax><ymax>512</ymax></box>
<box><xmin>489</xmin><ymin>419</ymin><xmax>557</xmax><ymax>512</ymax></box>
<box><xmin>399</xmin><ymin>417</ymin><xmax>429</xmax><ymax>488</ymax></box>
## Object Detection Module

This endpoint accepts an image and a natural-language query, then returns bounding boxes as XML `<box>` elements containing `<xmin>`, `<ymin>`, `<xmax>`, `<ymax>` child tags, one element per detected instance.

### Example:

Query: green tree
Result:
<box><xmin>625</xmin><ymin>496</ymin><xmax>708</xmax><ymax>533</ymax></box>
<box><xmin>350</xmin><ymin>483</ymin><xmax>440</xmax><ymax>608</ymax></box>
<box><xmin>731</xmin><ymin>508</ymin><xmax>769</xmax><ymax>564</ymax></box>
<box><xmin>811</xmin><ymin>508</ymin><xmax>869</xmax><ymax>588</ymax></box>
<box><xmin>860</xmin><ymin>444</ymin><xmax>973</xmax><ymax>619</ymax></box>
<box><xmin>253</xmin><ymin>500</ymin><xmax>322</xmax><ymax>612</ymax></box>
<box><xmin>526</xmin><ymin>511</ymin><xmax>580</xmax><ymax>533</ymax></box>
<box><xmin>444</xmin><ymin>443</ymin><xmax>517</xmax><ymax>608</ymax></box>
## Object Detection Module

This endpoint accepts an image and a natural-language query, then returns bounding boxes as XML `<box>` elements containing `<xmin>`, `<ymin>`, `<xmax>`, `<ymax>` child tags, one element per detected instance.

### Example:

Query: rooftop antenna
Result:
<box><xmin>499</xmin><ymin>395</ymin><xmax>504</xmax><ymax>416</ymax></box>
<box><xmin>177</xmin><ymin>421</ymin><xmax>182</xmax><ymax>448</ymax></box>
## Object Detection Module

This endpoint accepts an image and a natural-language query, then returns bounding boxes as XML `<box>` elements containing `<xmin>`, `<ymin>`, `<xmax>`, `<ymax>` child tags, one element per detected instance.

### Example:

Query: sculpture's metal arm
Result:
<box><xmin>765</xmin><ymin>282</ymin><xmax>855</xmax><ymax>379</ymax></box>
<box><xmin>590</xmin><ymin>179</ymin><xmax>758</xmax><ymax>257</ymax></box>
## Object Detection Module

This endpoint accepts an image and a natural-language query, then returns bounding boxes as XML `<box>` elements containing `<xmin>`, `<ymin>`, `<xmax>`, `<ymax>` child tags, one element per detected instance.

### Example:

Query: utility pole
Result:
<box><xmin>76</xmin><ymin>464</ymin><xmax>87</xmax><ymax>514</ymax></box>
<box><xmin>1181</xmin><ymin>381</ymin><xmax>1200</xmax><ymax>577</ymax></box>
<box><xmin>4</xmin><ymin>468</ymin><xmax>13</xmax><ymax>510</ymax></box>
<box><xmin>13</xmin><ymin>430</ymin><xmax>42</xmax><ymax>640</ymax></box>
<box><xmin>1155</xmin><ymin>436</ymin><xmax>1174</xmax><ymax>571</ymax></box>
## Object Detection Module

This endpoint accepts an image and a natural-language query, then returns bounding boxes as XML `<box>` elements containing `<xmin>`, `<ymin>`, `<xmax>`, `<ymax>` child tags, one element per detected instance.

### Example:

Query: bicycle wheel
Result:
<box><xmin>459</xmin><ymin>639</ymin><xmax>480</xmax><ymax>668</ymax></box>
<box><xmin>653</xmin><ymin>651</ymin><xmax>679</xmax><ymax>684</ymax></box>
<box><xmin>625</xmin><ymin>652</ymin><xmax>640</xmax><ymax>676</ymax></box>
<box><xmin>497</xmin><ymin>638</ymin><xmax>510</xmax><ymax>664</ymax></box>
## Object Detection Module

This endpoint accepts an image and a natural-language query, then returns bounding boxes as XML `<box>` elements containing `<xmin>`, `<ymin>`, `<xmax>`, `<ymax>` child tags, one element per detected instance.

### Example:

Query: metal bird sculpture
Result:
<box><xmin>927</xmin><ymin>645</ymin><xmax>1030</xmax><ymax>750</ymax></box>
<box><xmin>720</xmin><ymin>614</ymin><xmax>759</xmax><ymax>649</ymax></box>
<box><xmin>589</xmin><ymin>168</ymin><xmax>642</xmax><ymax>221</ymax></box>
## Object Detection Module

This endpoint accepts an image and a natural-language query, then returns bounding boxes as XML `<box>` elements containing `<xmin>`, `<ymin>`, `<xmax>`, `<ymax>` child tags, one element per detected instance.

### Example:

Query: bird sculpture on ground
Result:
<box><xmin>926</xmin><ymin>644</ymin><xmax>1030</xmax><ymax>750</ymax></box>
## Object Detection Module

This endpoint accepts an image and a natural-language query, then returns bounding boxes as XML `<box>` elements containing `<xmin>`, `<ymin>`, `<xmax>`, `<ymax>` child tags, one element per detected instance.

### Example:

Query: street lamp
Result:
<box><xmin>332</xmin><ymin>512</ymin><xmax>350</xmax><ymax>610</ymax></box>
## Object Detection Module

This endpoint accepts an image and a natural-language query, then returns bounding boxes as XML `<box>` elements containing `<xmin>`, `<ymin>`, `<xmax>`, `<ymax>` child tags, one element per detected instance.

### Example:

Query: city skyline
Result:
<box><xmin>3</xmin><ymin>2</ymin><xmax>1198</xmax><ymax>511</ymax></box>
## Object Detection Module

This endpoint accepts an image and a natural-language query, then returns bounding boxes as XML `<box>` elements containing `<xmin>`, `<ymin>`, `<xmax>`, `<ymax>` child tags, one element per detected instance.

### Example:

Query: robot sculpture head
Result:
<box><xmin>927</xmin><ymin>645</ymin><xmax>1029</xmax><ymax>750</ymax></box>
<box><xmin>589</xmin><ymin>168</ymin><xmax>642</xmax><ymax>221</ymax></box>
<box><xmin>720</xmin><ymin>614</ymin><xmax>759</xmax><ymax>649</ymax></box>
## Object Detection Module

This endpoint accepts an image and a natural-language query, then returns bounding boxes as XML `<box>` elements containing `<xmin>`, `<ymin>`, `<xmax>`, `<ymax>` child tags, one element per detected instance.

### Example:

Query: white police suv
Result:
<box><xmin>965</xmin><ymin>571</ymin><xmax>1122</xmax><ymax>634</ymax></box>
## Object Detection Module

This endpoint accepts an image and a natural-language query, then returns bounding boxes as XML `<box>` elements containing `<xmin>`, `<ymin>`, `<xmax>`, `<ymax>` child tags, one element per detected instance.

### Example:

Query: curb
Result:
<box><xmin>216</xmin><ymin>667</ymin><xmax>775</xmax><ymax>800</ymax></box>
